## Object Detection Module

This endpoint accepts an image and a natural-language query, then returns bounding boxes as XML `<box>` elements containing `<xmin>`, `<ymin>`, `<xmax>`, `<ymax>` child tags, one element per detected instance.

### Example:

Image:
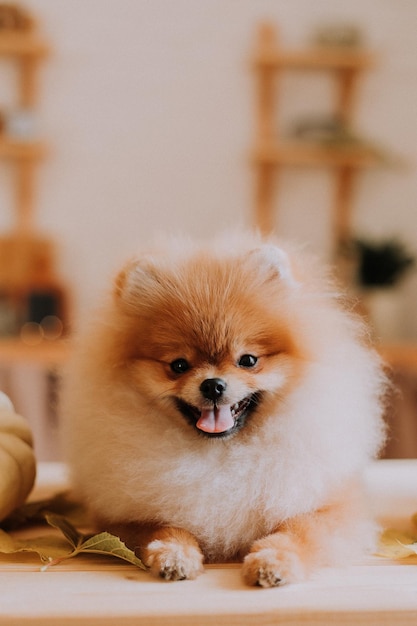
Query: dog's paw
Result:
<box><xmin>144</xmin><ymin>539</ymin><xmax>204</xmax><ymax>581</ymax></box>
<box><xmin>242</xmin><ymin>542</ymin><xmax>306</xmax><ymax>588</ymax></box>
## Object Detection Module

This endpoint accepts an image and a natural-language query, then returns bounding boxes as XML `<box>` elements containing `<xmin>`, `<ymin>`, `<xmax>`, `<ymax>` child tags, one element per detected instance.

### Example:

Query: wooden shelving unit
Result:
<box><xmin>253</xmin><ymin>141</ymin><xmax>378</xmax><ymax>168</ymax></box>
<box><xmin>0</xmin><ymin>336</ymin><xmax>69</xmax><ymax>366</ymax></box>
<box><xmin>251</xmin><ymin>24</ymin><xmax>417</xmax><ymax>437</ymax></box>
<box><xmin>0</xmin><ymin>31</ymin><xmax>48</xmax><ymax>56</ymax></box>
<box><xmin>0</xmin><ymin>30</ymin><xmax>48</xmax><ymax>232</ymax></box>
<box><xmin>0</xmin><ymin>138</ymin><xmax>46</xmax><ymax>158</ymax></box>
<box><xmin>251</xmin><ymin>23</ymin><xmax>381</xmax><ymax>248</ymax></box>
<box><xmin>0</xmin><ymin>22</ymin><xmax>67</xmax><ymax>361</ymax></box>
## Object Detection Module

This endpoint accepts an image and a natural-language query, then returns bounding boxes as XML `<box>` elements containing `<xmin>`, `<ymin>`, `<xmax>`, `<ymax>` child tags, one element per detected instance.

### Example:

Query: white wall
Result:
<box><xmin>7</xmin><ymin>0</ymin><xmax>417</xmax><ymax>337</ymax></box>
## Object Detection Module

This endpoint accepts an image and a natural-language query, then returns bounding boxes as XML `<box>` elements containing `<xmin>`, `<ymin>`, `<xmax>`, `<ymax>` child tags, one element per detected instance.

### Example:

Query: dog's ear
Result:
<box><xmin>114</xmin><ymin>257</ymin><xmax>160</xmax><ymax>309</ymax></box>
<box><xmin>249</xmin><ymin>244</ymin><xmax>298</xmax><ymax>286</ymax></box>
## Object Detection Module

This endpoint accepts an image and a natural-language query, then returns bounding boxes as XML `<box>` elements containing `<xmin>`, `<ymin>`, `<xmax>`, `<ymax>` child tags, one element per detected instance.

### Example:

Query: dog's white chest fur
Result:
<box><xmin>69</xmin><ymin>370</ymin><xmax>370</xmax><ymax>562</ymax></box>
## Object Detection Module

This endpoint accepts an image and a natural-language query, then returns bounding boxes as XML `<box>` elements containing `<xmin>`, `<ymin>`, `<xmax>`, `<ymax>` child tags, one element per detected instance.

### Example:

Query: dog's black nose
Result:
<box><xmin>200</xmin><ymin>378</ymin><xmax>227</xmax><ymax>401</ymax></box>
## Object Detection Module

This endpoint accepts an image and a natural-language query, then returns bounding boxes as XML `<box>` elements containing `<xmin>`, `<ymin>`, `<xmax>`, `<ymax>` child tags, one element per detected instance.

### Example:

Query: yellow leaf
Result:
<box><xmin>400</xmin><ymin>542</ymin><xmax>417</xmax><ymax>555</ymax></box>
<box><xmin>0</xmin><ymin>528</ymin><xmax>17</xmax><ymax>552</ymax></box>
<box><xmin>0</xmin><ymin>528</ymin><xmax>72</xmax><ymax>563</ymax></box>
<box><xmin>377</xmin><ymin>529</ymin><xmax>417</xmax><ymax>559</ymax></box>
<box><xmin>0</xmin><ymin>502</ymin><xmax>146</xmax><ymax>571</ymax></box>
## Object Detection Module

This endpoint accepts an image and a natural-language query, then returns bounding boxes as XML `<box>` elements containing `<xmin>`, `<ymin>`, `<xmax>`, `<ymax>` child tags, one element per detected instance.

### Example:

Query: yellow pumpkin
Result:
<box><xmin>0</xmin><ymin>391</ymin><xmax>36</xmax><ymax>521</ymax></box>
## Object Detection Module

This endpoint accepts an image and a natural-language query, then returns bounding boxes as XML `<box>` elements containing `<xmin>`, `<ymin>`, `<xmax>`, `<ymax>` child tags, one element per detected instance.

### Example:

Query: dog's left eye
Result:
<box><xmin>170</xmin><ymin>358</ymin><xmax>190</xmax><ymax>374</ymax></box>
<box><xmin>238</xmin><ymin>354</ymin><xmax>258</xmax><ymax>368</ymax></box>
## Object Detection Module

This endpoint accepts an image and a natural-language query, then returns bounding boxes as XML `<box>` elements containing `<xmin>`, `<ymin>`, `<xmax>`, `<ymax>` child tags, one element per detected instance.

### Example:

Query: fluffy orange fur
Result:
<box><xmin>62</xmin><ymin>233</ymin><xmax>386</xmax><ymax>587</ymax></box>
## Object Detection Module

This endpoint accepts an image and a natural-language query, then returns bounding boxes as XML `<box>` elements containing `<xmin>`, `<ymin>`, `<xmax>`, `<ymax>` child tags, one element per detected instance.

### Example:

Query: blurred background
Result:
<box><xmin>0</xmin><ymin>0</ymin><xmax>416</xmax><ymax>460</ymax></box>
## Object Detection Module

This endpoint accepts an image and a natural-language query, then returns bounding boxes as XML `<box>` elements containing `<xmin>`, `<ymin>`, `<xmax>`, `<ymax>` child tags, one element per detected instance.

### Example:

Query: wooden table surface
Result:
<box><xmin>1</xmin><ymin>460</ymin><xmax>417</xmax><ymax>626</ymax></box>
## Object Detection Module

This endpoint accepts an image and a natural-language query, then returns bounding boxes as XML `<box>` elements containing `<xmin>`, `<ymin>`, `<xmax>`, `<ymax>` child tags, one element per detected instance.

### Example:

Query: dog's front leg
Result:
<box><xmin>139</xmin><ymin>526</ymin><xmax>204</xmax><ymax>581</ymax></box>
<box><xmin>242</xmin><ymin>524</ymin><xmax>308</xmax><ymax>587</ymax></box>
<box><xmin>98</xmin><ymin>520</ymin><xmax>204</xmax><ymax>581</ymax></box>
<box><xmin>242</xmin><ymin>483</ymin><xmax>366</xmax><ymax>588</ymax></box>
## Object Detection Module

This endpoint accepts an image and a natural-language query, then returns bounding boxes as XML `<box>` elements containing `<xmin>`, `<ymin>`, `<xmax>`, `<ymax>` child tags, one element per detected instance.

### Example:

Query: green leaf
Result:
<box><xmin>76</xmin><ymin>532</ymin><xmax>147</xmax><ymax>569</ymax></box>
<box><xmin>44</xmin><ymin>513</ymin><xmax>83</xmax><ymax>549</ymax></box>
<box><xmin>0</xmin><ymin>510</ymin><xmax>146</xmax><ymax>571</ymax></box>
<box><xmin>43</xmin><ymin>513</ymin><xmax>145</xmax><ymax>569</ymax></box>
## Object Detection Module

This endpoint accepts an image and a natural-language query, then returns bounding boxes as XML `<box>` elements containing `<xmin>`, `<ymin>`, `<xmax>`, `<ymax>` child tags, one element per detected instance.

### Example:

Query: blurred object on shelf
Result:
<box><xmin>250</xmin><ymin>22</ymin><xmax>395</xmax><ymax>249</ymax></box>
<box><xmin>6</xmin><ymin>107</ymin><xmax>38</xmax><ymax>139</ymax></box>
<box><xmin>292</xmin><ymin>115</ymin><xmax>361</xmax><ymax>145</ymax></box>
<box><xmin>20</xmin><ymin>316</ymin><xmax>64</xmax><ymax>347</ymax></box>
<box><xmin>290</xmin><ymin>115</ymin><xmax>395</xmax><ymax>164</ymax></box>
<box><xmin>353</xmin><ymin>238</ymin><xmax>415</xmax><ymax>289</ymax></box>
<box><xmin>348</xmin><ymin>237</ymin><xmax>415</xmax><ymax>342</ymax></box>
<box><xmin>313</xmin><ymin>23</ymin><xmax>364</xmax><ymax>49</ymax></box>
<box><xmin>0</xmin><ymin>10</ymin><xmax>69</xmax><ymax>349</ymax></box>
<box><xmin>0</xmin><ymin>233</ymin><xmax>68</xmax><ymax>340</ymax></box>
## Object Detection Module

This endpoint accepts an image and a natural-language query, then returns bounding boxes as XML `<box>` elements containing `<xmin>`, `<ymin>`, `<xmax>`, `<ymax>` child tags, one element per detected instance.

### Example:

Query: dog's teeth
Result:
<box><xmin>231</xmin><ymin>399</ymin><xmax>248</xmax><ymax>418</ymax></box>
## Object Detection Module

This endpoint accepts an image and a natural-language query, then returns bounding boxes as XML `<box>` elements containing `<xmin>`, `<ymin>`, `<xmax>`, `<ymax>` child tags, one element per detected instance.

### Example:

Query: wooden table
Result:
<box><xmin>0</xmin><ymin>338</ymin><xmax>70</xmax><ymax>366</ymax></box>
<box><xmin>1</xmin><ymin>460</ymin><xmax>417</xmax><ymax>625</ymax></box>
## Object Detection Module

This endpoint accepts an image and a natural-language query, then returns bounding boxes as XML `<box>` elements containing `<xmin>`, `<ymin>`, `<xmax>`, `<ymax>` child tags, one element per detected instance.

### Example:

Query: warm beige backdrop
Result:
<box><xmin>1</xmin><ymin>0</ymin><xmax>416</xmax><ymax>337</ymax></box>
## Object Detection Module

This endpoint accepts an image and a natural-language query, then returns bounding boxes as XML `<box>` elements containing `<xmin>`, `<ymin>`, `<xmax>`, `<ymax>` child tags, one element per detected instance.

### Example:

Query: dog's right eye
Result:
<box><xmin>238</xmin><ymin>354</ymin><xmax>258</xmax><ymax>368</ymax></box>
<box><xmin>170</xmin><ymin>358</ymin><xmax>190</xmax><ymax>374</ymax></box>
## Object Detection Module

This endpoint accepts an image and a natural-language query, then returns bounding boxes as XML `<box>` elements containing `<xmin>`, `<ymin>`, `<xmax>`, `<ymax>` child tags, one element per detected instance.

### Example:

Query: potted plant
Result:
<box><xmin>353</xmin><ymin>237</ymin><xmax>415</xmax><ymax>340</ymax></box>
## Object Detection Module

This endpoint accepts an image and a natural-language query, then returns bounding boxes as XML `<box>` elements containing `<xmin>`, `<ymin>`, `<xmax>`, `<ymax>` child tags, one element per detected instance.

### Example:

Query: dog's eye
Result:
<box><xmin>238</xmin><ymin>354</ymin><xmax>258</xmax><ymax>368</ymax></box>
<box><xmin>170</xmin><ymin>358</ymin><xmax>190</xmax><ymax>374</ymax></box>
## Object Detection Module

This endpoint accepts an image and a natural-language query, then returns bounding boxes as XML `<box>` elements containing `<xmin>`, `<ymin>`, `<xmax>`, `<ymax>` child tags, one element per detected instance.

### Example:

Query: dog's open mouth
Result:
<box><xmin>176</xmin><ymin>393</ymin><xmax>260</xmax><ymax>438</ymax></box>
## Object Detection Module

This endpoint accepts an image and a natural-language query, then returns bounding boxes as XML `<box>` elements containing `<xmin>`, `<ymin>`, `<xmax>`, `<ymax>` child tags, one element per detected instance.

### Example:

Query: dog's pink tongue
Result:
<box><xmin>196</xmin><ymin>405</ymin><xmax>234</xmax><ymax>433</ymax></box>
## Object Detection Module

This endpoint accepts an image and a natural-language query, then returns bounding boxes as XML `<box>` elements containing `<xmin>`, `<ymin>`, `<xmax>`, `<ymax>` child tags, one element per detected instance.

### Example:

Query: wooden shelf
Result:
<box><xmin>0</xmin><ymin>337</ymin><xmax>69</xmax><ymax>366</ymax></box>
<box><xmin>0</xmin><ymin>32</ymin><xmax>48</xmax><ymax>57</ymax></box>
<box><xmin>253</xmin><ymin>140</ymin><xmax>380</xmax><ymax>168</ymax></box>
<box><xmin>0</xmin><ymin>137</ymin><xmax>47</xmax><ymax>160</ymax></box>
<box><xmin>253</xmin><ymin>47</ymin><xmax>375</xmax><ymax>71</ymax></box>
<box><xmin>0</xmin><ymin>22</ymin><xmax>68</xmax><ymax>361</ymax></box>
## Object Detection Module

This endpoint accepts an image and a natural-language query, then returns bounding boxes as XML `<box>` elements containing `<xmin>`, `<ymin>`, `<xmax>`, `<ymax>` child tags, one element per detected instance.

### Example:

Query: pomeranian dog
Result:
<box><xmin>62</xmin><ymin>233</ymin><xmax>386</xmax><ymax>587</ymax></box>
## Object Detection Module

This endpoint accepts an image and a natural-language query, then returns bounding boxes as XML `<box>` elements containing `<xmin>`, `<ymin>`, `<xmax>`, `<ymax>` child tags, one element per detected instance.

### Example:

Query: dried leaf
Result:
<box><xmin>401</xmin><ymin>542</ymin><xmax>417</xmax><ymax>555</ymax></box>
<box><xmin>1</xmin><ymin>491</ymin><xmax>88</xmax><ymax>531</ymax></box>
<box><xmin>44</xmin><ymin>513</ymin><xmax>83</xmax><ymax>549</ymax></box>
<box><xmin>377</xmin><ymin>529</ymin><xmax>417</xmax><ymax>559</ymax></box>
<box><xmin>43</xmin><ymin>513</ymin><xmax>146</xmax><ymax>570</ymax></box>
<box><xmin>74</xmin><ymin>532</ymin><xmax>146</xmax><ymax>569</ymax></box>
<box><xmin>0</xmin><ymin>511</ymin><xmax>146</xmax><ymax>571</ymax></box>
<box><xmin>0</xmin><ymin>528</ymin><xmax>18</xmax><ymax>552</ymax></box>
<box><xmin>0</xmin><ymin>528</ymin><xmax>71</xmax><ymax>563</ymax></box>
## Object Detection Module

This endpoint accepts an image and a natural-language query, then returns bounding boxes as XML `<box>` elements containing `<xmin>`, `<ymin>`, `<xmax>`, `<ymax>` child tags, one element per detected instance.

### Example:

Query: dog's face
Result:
<box><xmin>113</xmin><ymin>245</ymin><xmax>305</xmax><ymax>438</ymax></box>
